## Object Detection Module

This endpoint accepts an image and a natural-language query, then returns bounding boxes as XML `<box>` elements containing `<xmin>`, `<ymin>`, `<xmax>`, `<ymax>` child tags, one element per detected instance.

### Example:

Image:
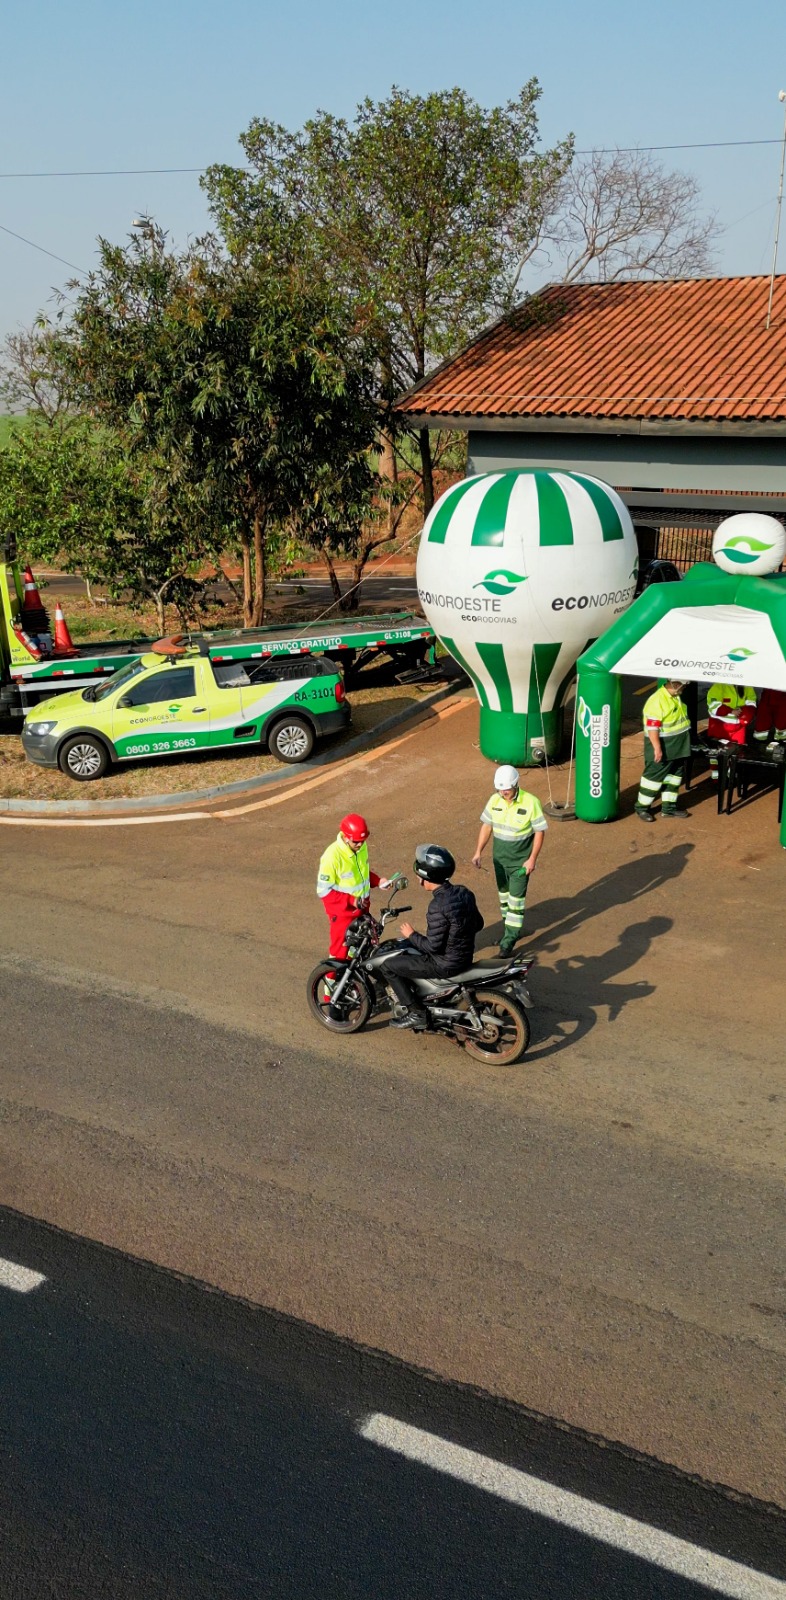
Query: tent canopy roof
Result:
<box><xmin>577</xmin><ymin>567</ymin><xmax>786</xmax><ymax>691</ymax></box>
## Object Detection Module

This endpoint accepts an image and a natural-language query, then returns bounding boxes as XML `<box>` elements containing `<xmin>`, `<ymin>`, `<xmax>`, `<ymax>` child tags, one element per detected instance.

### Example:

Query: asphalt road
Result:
<box><xmin>2</xmin><ymin>1206</ymin><xmax>784</xmax><ymax>1598</ymax></box>
<box><xmin>34</xmin><ymin>570</ymin><xmax>419</xmax><ymax>610</ymax></box>
<box><xmin>1</xmin><ymin>698</ymin><xmax>785</xmax><ymax>1531</ymax></box>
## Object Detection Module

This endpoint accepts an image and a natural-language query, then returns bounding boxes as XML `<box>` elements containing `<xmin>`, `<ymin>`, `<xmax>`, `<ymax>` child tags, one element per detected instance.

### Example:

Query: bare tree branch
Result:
<box><xmin>537</xmin><ymin>148</ymin><xmax>718</xmax><ymax>283</ymax></box>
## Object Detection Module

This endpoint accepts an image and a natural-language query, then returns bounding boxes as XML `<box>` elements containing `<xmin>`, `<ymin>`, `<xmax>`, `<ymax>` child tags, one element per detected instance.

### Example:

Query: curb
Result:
<box><xmin>0</xmin><ymin>680</ymin><xmax>465</xmax><ymax>818</ymax></box>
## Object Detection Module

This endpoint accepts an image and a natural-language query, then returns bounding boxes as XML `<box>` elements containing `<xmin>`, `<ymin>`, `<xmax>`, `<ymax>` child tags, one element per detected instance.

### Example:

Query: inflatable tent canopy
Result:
<box><xmin>574</xmin><ymin>563</ymin><xmax>786</xmax><ymax>845</ymax></box>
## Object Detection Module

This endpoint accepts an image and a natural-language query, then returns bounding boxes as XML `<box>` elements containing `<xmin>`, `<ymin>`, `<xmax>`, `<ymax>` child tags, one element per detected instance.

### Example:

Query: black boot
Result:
<box><xmin>391</xmin><ymin>1006</ymin><xmax>427</xmax><ymax>1031</ymax></box>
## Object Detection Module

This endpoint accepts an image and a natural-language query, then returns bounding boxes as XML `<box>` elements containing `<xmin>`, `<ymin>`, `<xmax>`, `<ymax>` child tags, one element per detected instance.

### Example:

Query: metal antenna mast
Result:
<box><xmin>766</xmin><ymin>90</ymin><xmax>786</xmax><ymax>329</ymax></box>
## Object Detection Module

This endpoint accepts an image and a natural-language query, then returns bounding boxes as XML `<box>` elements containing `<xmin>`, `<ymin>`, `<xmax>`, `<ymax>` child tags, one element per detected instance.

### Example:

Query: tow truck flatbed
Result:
<box><xmin>1</xmin><ymin>553</ymin><xmax>434</xmax><ymax>721</ymax></box>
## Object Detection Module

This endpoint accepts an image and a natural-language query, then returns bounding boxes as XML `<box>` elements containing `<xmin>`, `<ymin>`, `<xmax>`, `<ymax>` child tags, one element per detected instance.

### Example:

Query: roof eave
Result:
<box><xmin>398</xmin><ymin>412</ymin><xmax>786</xmax><ymax>437</ymax></box>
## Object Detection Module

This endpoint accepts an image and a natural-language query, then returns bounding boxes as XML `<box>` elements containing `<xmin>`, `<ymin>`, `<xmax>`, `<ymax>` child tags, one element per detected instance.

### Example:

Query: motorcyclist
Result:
<box><xmin>383</xmin><ymin>844</ymin><xmax>484</xmax><ymax>1030</ymax></box>
<box><xmin>316</xmin><ymin>813</ymin><xmax>394</xmax><ymax>960</ymax></box>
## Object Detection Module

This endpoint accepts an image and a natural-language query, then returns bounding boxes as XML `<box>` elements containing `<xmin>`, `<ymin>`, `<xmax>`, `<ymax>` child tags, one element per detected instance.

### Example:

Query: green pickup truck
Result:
<box><xmin>0</xmin><ymin>547</ymin><xmax>436</xmax><ymax>725</ymax></box>
<box><xmin>22</xmin><ymin>640</ymin><xmax>350</xmax><ymax>780</ymax></box>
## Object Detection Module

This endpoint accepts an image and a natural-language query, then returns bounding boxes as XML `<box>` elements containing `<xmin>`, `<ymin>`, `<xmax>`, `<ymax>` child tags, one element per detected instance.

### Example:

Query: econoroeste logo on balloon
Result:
<box><xmin>718</xmin><ymin>535</ymin><xmax>773</xmax><ymax>565</ymax></box>
<box><xmin>724</xmin><ymin>646</ymin><xmax>756</xmax><ymax>663</ymax></box>
<box><xmin>473</xmin><ymin>568</ymin><xmax>528</xmax><ymax>597</ymax></box>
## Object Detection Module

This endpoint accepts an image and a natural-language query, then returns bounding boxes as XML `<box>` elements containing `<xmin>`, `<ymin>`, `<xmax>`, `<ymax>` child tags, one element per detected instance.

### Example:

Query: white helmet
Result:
<box><xmin>494</xmin><ymin>765</ymin><xmax>520</xmax><ymax>791</ymax></box>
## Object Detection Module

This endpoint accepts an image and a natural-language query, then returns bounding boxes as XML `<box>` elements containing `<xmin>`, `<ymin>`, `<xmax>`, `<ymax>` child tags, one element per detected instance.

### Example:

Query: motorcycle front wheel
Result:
<box><xmin>307</xmin><ymin>962</ymin><xmax>372</xmax><ymax>1033</ymax></box>
<box><xmin>461</xmin><ymin>990</ymin><xmax>530</xmax><ymax>1065</ymax></box>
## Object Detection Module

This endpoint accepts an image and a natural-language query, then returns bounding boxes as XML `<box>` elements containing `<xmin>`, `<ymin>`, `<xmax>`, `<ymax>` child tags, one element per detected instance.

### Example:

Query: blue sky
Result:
<box><xmin>1</xmin><ymin>0</ymin><xmax>785</xmax><ymax>341</ymax></box>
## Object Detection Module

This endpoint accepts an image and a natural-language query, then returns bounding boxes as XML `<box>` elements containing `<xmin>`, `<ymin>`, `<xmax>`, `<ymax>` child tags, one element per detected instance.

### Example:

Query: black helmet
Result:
<box><xmin>413</xmin><ymin>843</ymin><xmax>455</xmax><ymax>884</ymax></box>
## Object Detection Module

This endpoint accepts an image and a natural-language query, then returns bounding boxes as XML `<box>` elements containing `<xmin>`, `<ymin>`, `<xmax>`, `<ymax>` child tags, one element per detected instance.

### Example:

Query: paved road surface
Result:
<box><xmin>1</xmin><ymin>700</ymin><xmax>785</xmax><ymax>1517</ymax></box>
<box><xmin>2</xmin><ymin>1207</ymin><xmax>784</xmax><ymax>1598</ymax></box>
<box><xmin>34</xmin><ymin>570</ymin><xmax>419</xmax><ymax>610</ymax></box>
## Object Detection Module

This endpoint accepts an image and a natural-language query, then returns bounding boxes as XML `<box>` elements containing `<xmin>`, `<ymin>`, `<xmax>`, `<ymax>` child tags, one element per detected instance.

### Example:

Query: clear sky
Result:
<box><xmin>1</xmin><ymin>0</ymin><xmax>785</xmax><ymax>342</ymax></box>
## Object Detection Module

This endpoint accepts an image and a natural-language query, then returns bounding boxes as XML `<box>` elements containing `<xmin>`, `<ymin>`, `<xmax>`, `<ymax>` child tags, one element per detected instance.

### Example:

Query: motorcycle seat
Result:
<box><xmin>412</xmin><ymin>959</ymin><xmax>514</xmax><ymax>993</ymax></box>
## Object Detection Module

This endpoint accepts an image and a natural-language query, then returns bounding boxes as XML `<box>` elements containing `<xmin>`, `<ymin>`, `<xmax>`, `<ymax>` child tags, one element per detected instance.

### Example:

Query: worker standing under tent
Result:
<box><xmin>635</xmin><ymin>680</ymin><xmax>691</xmax><ymax>823</ymax></box>
<box><xmin>706</xmin><ymin>683</ymin><xmax>757</xmax><ymax>779</ymax></box>
<box><xmin>753</xmin><ymin>687</ymin><xmax>786</xmax><ymax>747</ymax></box>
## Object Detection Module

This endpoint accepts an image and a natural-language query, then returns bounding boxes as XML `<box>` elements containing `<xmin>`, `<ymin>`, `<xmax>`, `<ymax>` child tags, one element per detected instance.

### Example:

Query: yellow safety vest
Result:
<box><xmin>480</xmin><ymin>788</ymin><xmax>547</xmax><ymax>844</ymax></box>
<box><xmin>316</xmin><ymin>836</ymin><xmax>371</xmax><ymax>901</ymax></box>
<box><xmin>642</xmin><ymin>686</ymin><xmax>691</xmax><ymax>739</ymax></box>
<box><xmin>706</xmin><ymin>684</ymin><xmax>756</xmax><ymax>727</ymax></box>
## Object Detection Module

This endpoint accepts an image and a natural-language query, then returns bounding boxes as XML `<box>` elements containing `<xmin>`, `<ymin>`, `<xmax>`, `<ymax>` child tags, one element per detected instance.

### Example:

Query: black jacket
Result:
<box><xmin>408</xmin><ymin>882</ymin><xmax>484</xmax><ymax>974</ymax></box>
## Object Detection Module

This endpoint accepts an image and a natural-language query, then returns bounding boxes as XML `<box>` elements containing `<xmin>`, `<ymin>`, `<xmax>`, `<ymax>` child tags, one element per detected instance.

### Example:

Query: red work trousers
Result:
<box><xmin>322</xmin><ymin>889</ymin><xmax>365</xmax><ymax>960</ymax></box>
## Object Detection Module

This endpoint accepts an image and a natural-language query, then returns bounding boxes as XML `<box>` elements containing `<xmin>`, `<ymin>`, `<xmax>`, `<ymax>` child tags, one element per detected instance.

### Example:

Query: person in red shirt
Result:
<box><xmin>316</xmin><ymin>813</ymin><xmax>394</xmax><ymax>960</ymax></box>
<box><xmin>753</xmin><ymin>687</ymin><xmax>786</xmax><ymax>746</ymax></box>
<box><xmin>705</xmin><ymin>682</ymin><xmax>757</xmax><ymax>778</ymax></box>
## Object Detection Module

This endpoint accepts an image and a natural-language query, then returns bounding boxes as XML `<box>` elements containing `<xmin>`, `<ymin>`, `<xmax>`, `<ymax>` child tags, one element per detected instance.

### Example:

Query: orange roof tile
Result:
<box><xmin>395</xmin><ymin>276</ymin><xmax>786</xmax><ymax>424</ymax></box>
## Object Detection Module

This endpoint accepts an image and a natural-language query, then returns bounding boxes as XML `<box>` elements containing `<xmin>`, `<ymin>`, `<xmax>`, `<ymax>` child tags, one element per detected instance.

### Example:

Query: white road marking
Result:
<box><xmin>0</xmin><ymin>1256</ymin><xmax>47</xmax><ymax>1293</ymax></box>
<box><xmin>360</xmin><ymin>1415</ymin><xmax>785</xmax><ymax>1599</ymax></box>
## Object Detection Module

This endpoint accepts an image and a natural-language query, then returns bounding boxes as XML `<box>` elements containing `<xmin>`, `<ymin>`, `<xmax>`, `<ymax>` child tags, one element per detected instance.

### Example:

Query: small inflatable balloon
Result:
<box><xmin>712</xmin><ymin>513</ymin><xmax>786</xmax><ymax>577</ymax></box>
<box><xmin>416</xmin><ymin>469</ymin><xmax>638</xmax><ymax>764</ymax></box>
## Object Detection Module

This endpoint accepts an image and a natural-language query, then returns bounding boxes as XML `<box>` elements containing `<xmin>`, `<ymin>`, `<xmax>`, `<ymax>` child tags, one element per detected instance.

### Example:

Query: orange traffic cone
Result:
<box><xmin>53</xmin><ymin>601</ymin><xmax>77</xmax><ymax>656</ymax></box>
<box><xmin>12</xmin><ymin>621</ymin><xmax>41</xmax><ymax>661</ymax></box>
<box><xmin>22</xmin><ymin>565</ymin><xmax>44</xmax><ymax>610</ymax></box>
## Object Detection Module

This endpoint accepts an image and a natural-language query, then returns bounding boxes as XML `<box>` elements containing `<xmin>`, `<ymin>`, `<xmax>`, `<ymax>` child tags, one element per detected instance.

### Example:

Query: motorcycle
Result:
<box><xmin>306</xmin><ymin>877</ymin><xmax>533</xmax><ymax>1065</ymax></box>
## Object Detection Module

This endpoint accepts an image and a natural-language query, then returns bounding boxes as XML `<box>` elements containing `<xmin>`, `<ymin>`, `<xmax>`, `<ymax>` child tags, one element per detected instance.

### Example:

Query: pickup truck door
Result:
<box><xmin>110</xmin><ymin>662</ymin><xmax>212</xmax><ymax>758</ymax></box>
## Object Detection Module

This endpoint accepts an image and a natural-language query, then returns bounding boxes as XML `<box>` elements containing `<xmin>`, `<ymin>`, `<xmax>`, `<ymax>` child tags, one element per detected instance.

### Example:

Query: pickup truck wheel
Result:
<box><xmin>268</xmin><ymin>715</ymin><xmax>314</xmax><ymax>763</ymax></box>
<box><xmin>58</xmin><ymin>734</ymin><xmax>109</xmax><ymax>781</ymax></box>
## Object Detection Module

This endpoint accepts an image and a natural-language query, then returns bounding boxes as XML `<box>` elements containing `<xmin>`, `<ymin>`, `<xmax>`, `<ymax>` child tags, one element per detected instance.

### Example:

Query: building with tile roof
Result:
<box><xmin>395</xmin><ymin>276</ymin><xmax>786</xmax><ymax>562</ymax></box>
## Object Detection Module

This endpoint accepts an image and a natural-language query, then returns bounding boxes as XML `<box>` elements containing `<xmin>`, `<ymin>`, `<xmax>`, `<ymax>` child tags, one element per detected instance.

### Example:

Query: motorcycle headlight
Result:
<box><xmin>26</xmin><ymin>720</ymin><xmax>58</xmax><ymax>735</ymax></box>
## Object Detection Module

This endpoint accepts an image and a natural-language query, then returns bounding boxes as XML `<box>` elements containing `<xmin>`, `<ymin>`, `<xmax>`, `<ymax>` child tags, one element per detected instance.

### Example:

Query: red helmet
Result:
<box><xmin>340</xmin><ymin>813</ymin><xmax>370</xmax><ymax>844</ymax></box>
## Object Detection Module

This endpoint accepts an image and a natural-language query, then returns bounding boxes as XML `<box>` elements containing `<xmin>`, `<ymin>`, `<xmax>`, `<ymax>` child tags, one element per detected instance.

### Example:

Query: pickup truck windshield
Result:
<box><xmin>90</xmin><ymin>660</ymin><xmax>147</xmax><ymax>702</ymax></box>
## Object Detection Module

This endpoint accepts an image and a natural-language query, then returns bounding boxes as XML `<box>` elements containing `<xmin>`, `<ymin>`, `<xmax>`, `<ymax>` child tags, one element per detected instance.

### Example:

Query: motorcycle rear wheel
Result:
<box><xmin>461</xmin><ymin>990</ymin><xmax>530</xmax><ymax>1065</ymax></box>
<box><xmin>307</xmin><ymin>961</ymin><xmax>372</xmax><ymax>1033</ymax></box>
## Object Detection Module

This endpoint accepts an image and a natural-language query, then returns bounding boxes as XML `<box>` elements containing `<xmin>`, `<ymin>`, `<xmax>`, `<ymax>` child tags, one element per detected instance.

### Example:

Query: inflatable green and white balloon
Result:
<box><xmin>416</xmin><ymin>469</ymin><xmax>639</xmax><ymax>764</ymax></box>
<box><xmin>712</xmin><ymin>513</ymin><xmax>786</xmax><ymax>576</ymax></box>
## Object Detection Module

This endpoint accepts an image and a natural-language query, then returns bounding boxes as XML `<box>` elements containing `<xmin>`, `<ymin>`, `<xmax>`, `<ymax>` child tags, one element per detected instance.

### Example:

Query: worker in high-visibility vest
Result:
<box><xmin>706</xmin><ymin>682</ymin><xmax>757</xmax><ymax>779</ymax></box>
<box><xmin>635</xmin><ymin>680</ymin><xmax>691</xmax><ymax>822</ymax></box>
<box><xmin>472</xmin><ymin>765</ymin><xmax>548</xmax><ymax>955</ymax></box>
<box><xmin>316</xmin><ymin>813</ymin><xmax>394</xmax><ymax>959</ymax></box>
<box><xmin>753</xmin><ymin>687</ymin><xmax>786</xmax><ymax>747</ymax></box>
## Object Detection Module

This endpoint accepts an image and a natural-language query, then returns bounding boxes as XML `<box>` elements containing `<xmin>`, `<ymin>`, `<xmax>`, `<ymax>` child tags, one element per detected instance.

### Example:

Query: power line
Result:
<box><xmin>0</xmin><ymin>221</ymin><xmax>87</xmax><ymax>274</ymax></box>
<box><xmin>574</xmin><ymin>138</ymin><xmax>781</xmax><ymax>155</ymax></box>
<box><xmin>0</xmin><ymin>165</ymin><xmax>209</xmax><ymax>176</ymax></box>
<box><xmin>0</xmin><ymin>164</ymin><xmax>209</xmax><ymax>177</ymax></box>
<box><xmin>0</xmin><ymin>138</ymin><xmax>783</xmax><ymax>179</ymax></box>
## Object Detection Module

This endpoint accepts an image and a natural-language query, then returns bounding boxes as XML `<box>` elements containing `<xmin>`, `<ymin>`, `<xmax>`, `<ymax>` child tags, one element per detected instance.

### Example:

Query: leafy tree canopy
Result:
<box><xmin>203</xmin><ymin>83</ymin><xmax>573</xmax><ymax>509</ymax></box>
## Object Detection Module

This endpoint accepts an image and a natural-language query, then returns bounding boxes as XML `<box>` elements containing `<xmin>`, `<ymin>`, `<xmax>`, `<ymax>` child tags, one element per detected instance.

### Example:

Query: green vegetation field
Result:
<box><xmin>0</xmin><ymin>415</ymin><xmax>27</xmax><ymax>446</ymax></box>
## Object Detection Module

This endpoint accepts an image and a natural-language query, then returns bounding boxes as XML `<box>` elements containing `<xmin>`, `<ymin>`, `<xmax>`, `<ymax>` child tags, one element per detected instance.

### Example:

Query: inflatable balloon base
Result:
<box><xmin>479</xmin><ymin>705</ymin><xmax>566</xmax><ymax>767</ymax></box>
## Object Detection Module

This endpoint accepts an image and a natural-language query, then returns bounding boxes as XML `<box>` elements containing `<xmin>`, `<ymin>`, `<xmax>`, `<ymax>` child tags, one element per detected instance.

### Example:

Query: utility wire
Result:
<box><xmin>0</xmin><ymin>138</ymin><xmax>783</xmax><ymax>179</ymax></box>
<box><xmin>0</xmin><ymin>167</ymin><xmax>207</xmax><ymax>178</ymax></box>
<box><xmin>0</xmin><ymin>221</ymin><xmax>87</xmax><ymax>274</ymax></box>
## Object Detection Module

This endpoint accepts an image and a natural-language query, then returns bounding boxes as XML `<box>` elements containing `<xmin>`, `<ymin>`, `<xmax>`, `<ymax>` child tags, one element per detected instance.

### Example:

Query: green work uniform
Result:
<box><xmin>637</xmin><ymin>686</ymin><xmax>691</xmax><ymax>815</ymax></box>
<box><xmin>480</xmin><ymin>788</ymin><xmax>548</xmax><ymax>948</ymax></box>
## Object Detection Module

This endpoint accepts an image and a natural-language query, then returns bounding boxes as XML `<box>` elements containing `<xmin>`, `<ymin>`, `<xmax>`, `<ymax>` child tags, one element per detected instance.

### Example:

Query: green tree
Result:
<box><xmin>59</xmin><ymin>232</ymin><xmax>379</xmax><ymax>625</ymax></box>
<box><xmin>0</xmin><ymin>418</ymin><xmax>211</xmax><ymax>633</ymax></box>
<box><xmin>203</xmin><ymin>84</ymin><xmax>572</xmax><ymax>512</ymax></box>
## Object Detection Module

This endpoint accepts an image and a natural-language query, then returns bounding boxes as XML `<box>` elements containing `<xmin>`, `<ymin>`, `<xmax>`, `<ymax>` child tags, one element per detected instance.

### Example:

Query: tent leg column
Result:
<box><xmin>575</xmin><ymin>669</ymin><xmax>621</xmax><ymax>822</ymax></box>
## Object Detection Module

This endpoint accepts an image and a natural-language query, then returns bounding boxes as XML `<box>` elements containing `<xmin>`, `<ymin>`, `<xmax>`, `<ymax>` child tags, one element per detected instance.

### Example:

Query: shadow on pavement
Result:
<box><xmin>524</xmin><ymin>915</ymin><xmax>672</xmax><ymax>1062</ymax></box>
<box><xmin>525</xmin><ymin>845</ymin><xmax>693</xmax><ymax>950</ymax></box>
<box><xmin>1</xmin><ymin>1234</ymin><xmax>740</xmax><ymax>1600</ymax></box>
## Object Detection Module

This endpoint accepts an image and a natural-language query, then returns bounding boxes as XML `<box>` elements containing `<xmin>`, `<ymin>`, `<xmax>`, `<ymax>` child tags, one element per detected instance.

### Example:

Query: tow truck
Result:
<box><xmin>0</xmin><ymin>544</ymin><xmax>436</xmax><ymax>725</ymax></box>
